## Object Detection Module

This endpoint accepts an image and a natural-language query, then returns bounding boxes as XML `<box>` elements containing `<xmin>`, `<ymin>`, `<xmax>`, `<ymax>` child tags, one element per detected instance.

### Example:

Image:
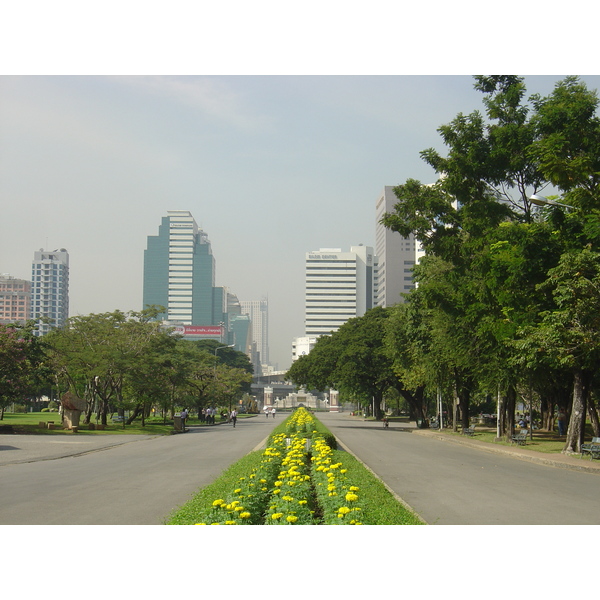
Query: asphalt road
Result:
<box><xmin>317</xmin><ymin>412</ymin><xmax>600</xmax><ymax>525</ymax></box>
<box><xmin>0</xmin><ymin>415</ymin><xmax>280</xmax><ymax>525</ymax></box>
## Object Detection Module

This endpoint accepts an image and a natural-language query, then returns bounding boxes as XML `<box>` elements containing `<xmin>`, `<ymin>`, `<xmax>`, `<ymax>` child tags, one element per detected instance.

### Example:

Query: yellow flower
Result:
<box><xmin>271</xmin><ymin>513</ymin><xmax>283</xmax><ymax>520</ymax></box>
<box><xmin>225</xmin><ymin>521</ymin><xmax>237</xmax><ymax>525</ymax></box>
<box><xmin>212</xmin><ymin>499</ymin><xmax>225</xmax><ymax>507</ymax></box>
<box><xmin>240</xmin><ymin>512</ymin><xmax>251</xmax><ymax>519</ymax></box>
<box><xmin>338</xmin><ymin>506</ymin><xmax>351</xmax><ymax>515</ymax></box>
<box><xmin>349</xmin><ymin>486</ymin><xmax>360</xmax><ymax>491</ymax></box>
<box><xmin>345</xmin><ymin>492</ymin><xmax>359</xmax><ymax>502</ymax></box>
<box><xmin>286</xmin><ymin>515</ymin><xmax>298</xmax><ymax>523</ymax></box>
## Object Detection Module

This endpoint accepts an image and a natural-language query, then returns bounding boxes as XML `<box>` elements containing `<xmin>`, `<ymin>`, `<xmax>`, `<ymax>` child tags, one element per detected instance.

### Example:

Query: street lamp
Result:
<box><xmin>529</xmin><ymin>194</ymin><xmax>573</xmax><ymax>208</ymax></box>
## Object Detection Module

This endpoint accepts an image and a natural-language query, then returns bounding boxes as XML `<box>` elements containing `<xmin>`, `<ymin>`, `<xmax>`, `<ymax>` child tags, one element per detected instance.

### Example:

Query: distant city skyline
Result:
<box><xmin>3</xmin><ymin>75</ymin><xmax>600</xmax><ymax>368</ymax></box>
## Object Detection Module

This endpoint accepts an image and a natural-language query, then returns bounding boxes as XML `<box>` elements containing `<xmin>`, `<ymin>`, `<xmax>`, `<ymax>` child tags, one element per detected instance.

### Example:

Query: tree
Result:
<box><xmin>287</xmin><ymin>307</ymin><xmax>418</xmax><ymax>420</ymax></box>
<box><xmin>46</xmin><ymin>308</ymin><xmax>165</xmax><ymax>425</ymax></box>
<box><xmin>0</xmin><ymin>321</ymin><xmax>49</xmax><ymax>418</ymax></box>
<box><xmin>515</xmin><ymin>248</ymin><xmax>600</xmax><ymax>453</ymax></box>
<box><xmin>380</xmin><ymin>76</ymin><xmax>600</xmax><ymax>438</ymax></box>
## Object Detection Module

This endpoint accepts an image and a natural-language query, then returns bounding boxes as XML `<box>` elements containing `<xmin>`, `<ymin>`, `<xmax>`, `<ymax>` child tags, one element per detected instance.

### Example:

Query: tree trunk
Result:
<box><xmin>372</xmin><ymin>392</ymin><xmax>384</xmax><ymax>420</ymax></box>
<box><xmin>503</xmin><ymin>385</ymin><xmax>517</xmax><ymax>443</ymax></box>
<box><xmin>540</xmin><ymin>395</ymin><xmax>554</xmax><ymax>431</ymax></box>
<box><xmin>563</xmin><ymin>369</ymin><xmax>589</xmax><ymax>454</ymax></box>
<box><xmin>398</xmin><ymin>386</ymin><xmax>427</xmax><ymax>424</ymax></box>
<box><xmin>587</xmin><ymin>394</ymin><xmax>600</xmax><ymax>437</ymax></box>
<box><xmin>126</xmin><ymin>404</ymin><xmax>142</xmax><ymax>425</ymax></box>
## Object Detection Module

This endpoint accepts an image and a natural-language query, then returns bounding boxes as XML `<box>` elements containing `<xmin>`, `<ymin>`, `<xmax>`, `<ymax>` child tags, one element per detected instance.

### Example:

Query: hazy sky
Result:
<box><xmin>2</xmin><ymin>74</ymin><xmax>600</xmax><ymax>368</ymax></box>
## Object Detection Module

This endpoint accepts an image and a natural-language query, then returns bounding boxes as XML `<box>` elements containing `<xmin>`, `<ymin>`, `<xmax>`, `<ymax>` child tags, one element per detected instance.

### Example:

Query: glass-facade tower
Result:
<box><xmin>143</xmin><ymin>211</ymin><xmax>223</xmax><ymax>325</ymax></box>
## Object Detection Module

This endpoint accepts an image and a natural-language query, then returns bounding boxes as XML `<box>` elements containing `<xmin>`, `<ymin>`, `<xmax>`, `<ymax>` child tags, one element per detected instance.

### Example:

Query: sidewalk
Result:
<box><xmin>411</xmin><ymin>425</ymin><xmax>600</xmax><ymax>475</ymax></box>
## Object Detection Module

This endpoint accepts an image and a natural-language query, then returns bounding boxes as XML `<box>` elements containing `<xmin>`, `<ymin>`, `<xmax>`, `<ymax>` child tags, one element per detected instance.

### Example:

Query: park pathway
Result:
<box><xmin>317</xmin><ymin>411</ymin><xmax>600</xmax><ymax>525</ymax></box>
<box><xmin>0</xmin><ymin>415</ymin><xmax>280</xmax><ymax>525</ymax></box>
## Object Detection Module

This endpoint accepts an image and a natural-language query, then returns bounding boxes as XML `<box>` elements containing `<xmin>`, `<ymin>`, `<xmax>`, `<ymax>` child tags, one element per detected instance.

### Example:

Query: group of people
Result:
<box><xmin>200</xmin><ymin>407</ymin><xmax>218</xmax><ymax>425</ymax></box>
<box><xmin>264</xmin><ymin>407</ymin><xmax>277</xmax><ymax>418</ymax></box>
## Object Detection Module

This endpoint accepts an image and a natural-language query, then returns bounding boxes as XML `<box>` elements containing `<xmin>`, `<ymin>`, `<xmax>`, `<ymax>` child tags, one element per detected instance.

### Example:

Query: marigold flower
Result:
<box><xmin>286</xmin><ymin>515</ymin><xmax>298</xmax><ymax>523</ymax></box>
<box><xmin>345</xmin><ymin>492</ymin><xmax>359</xmax><ymax>502</ymax></box>
<box><xmin>271</xmin><ymin>513</ymin><xmax>283</xmax><ymax>520</ymax></box>
<box><xmin>212</xmin><ymin>499</ymin><xmax>225</xmax><ymax>507</ymax></box>
<box><xmin>240</xmin><ymin>512</ymin><xmax>251</xmax><ymax>519</ymax></box>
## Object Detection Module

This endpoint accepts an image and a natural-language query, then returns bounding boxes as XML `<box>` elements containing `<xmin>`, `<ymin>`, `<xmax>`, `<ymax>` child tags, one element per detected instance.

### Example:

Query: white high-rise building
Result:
<box><xmin>303</xmin><ymin>246</ymin><xmax>377</xmax><ymax>338</ymax></box>
<box><xmin>31</xmin><ymin>248</ymin><xmax>69</xmax><ymax>336</ymax></box>
<box><xmin>375</xmin><ymin>186</ymin><xmax>424</xmax><ymax>307</ymax></box>
<box><xmin>240</xmin><ymin>298</ymin><xmax>269</xmax><ymax>366</ymax></box>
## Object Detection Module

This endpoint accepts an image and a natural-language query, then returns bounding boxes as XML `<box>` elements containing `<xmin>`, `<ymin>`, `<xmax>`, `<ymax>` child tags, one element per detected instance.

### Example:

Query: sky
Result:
<box><xmin>3</xmin><ymin>74</ymin><xmax>600</xmax><ymax>369</ymax></box>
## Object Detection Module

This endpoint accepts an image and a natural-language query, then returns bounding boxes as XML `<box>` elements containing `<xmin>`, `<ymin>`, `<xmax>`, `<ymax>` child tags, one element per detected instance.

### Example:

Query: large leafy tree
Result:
<box><xmin>380</xmin><ymin>75</ymin><xmax>600</xmax><ymax>440</ymax></box>
<box><xmin>515</xmin><ymin>249</ymin><xmax>600</xmax><ymax>452</ymax></box>
<box><xmin>0</xmin><ymin>321</ymin><xmax>49</xmax><ymax>418</ymax></box>
<box><xmin>287</xmin><ymin>307</ymin><xmax>424</xmax><ymax>420</ymax></box>
<box><xmin>46</xmin><ymin>308</ymin><xmax>165</xmax><ymax>425</ymax></box>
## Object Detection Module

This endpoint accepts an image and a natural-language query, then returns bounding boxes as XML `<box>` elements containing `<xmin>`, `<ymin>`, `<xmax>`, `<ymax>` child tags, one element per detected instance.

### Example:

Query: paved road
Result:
<box><xmin>317</xmin><ymin>412</ymin><xmax>600</xmax><ymax>525</ymax></box>
<box><xmin>0</xmin><ymin>416</ymin><xmax>280</xmax><ymax>525</ymax></box>
<box><xmin>3</xmin><ymin>411</ymin><xmax>599</xmax><ymax>525</ymax></box>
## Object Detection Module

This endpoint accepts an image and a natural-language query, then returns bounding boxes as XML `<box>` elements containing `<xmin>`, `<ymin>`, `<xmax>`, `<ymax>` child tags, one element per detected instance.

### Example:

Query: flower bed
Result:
<box><xmin>195</xmin><ymin>407</ymin><xmax>363</xmax><ymax>525</ymax></box>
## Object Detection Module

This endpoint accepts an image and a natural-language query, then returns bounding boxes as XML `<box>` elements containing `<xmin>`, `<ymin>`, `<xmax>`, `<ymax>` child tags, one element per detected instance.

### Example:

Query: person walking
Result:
<box><xmin>230</xmin><ymin>408</ymin><xmax>238</xmax><ymax>428</ymax></box>
<box><xmin>271</xmin><ymin>407</ymin><xmax>276</xmax><ymax>418</ymax></box>
<box><xmin>180</xmin><ymin>408</ymin><xmax>188</xmax><ymax>430</ymax></box>
<box><xmin>557</xmin><ymin>409</ymin><xmax>567</xmax><ymax>436</ymax></box>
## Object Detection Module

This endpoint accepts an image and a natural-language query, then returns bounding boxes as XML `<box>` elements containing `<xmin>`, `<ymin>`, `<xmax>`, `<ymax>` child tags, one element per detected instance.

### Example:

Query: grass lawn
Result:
<box><xmin>0</xmin><ymin>411</ymin><xmax>244</xmax><ymax>436</ymax></box>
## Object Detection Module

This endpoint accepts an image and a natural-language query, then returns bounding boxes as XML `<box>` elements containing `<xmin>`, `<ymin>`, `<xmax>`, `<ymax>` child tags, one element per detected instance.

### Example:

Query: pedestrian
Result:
<box><xmin>557</xmin><ymin>409</ymin><xmax>567</xmax><ymax>436</ymax></box>
<box><xmin>271</xmin><ymin>407</ymin><xmax>276</xmax><ymax>418</ymax></box>
<box><xmin>180</xmin><ymin>408</ymin><xmax>188</xmax><ymax>429</ymax></box>
<box><xmin>230</xmin><ymin>408</ymin><xmax>237</xmax><ymax>427</ymax></box>
<box><xmin>265</xmin><ymin>408</ymin><xmax>269</xmax><ymax>418</ymax></box>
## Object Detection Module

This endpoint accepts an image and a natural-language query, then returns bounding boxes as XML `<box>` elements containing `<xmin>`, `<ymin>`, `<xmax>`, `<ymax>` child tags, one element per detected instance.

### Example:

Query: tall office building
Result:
<box><xmin>240</xmin><ymin>299</ymin><xmax>269</xmax><ymax>367</ymax></box>
<box><xmin>303</xmin><ymin>246</ymin><xmax>377</xmax><ymax>338</ymax></box>
<box><xmin>0</xmin><ymin>275</ymin><xmax>31</xmax><ymax>325</ymax></box>
<box><xmin>30</xmin><ymin>248</ymin><xmax>69</xmax><ymax>336</ymax></box>
<box><xmin>143</xmin><ymin>211</ymin><xmax>229</xmax><ymax>339</ymax></box>
<box><xmin>375</xmin><ymin>186</ymin><xmax>424</xmax><ymax>307</ymax></box>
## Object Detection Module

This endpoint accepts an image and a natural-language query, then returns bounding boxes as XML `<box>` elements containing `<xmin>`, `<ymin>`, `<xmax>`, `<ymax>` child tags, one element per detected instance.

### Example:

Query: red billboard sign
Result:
<box><xmin>172</xmin><ymin>325</ymin><xmax>223</xmax><ymax>337</ymax></box>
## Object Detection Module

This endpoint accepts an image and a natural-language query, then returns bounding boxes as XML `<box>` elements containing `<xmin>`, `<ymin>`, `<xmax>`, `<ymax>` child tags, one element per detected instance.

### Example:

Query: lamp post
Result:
<box><xmin>529</xmin><ymin>194</ymin><xmax>573</xmax><ymax>208</ymax></box>
<box><xmin>213</xmin><ymin>344</ymin><xmax>235</xmax><ymax>417</ymax></box>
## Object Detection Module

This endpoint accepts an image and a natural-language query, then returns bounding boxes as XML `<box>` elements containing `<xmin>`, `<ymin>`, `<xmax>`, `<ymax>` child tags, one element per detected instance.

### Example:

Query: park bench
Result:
<box><xmin>511</xmin><ymin>430</ymin><xmax>528</xmax><ymax>445</ymax></box>
<box><xmin>463</xmin><ymin>424</ymin><xmax>476</xmax><ymax>437</ymax></box>
<box><xmin>581</xmin><ymin>437</ymin><xmax>600</xmax><ymax>460</ymax></box>
<box><xmin>111</xmin><ymin>415</ymin><xmax>124</xmax><ymax>423</ymax></box>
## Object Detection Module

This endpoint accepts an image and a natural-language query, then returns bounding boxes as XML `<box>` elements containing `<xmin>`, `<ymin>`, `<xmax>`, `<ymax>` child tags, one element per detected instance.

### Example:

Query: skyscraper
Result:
<box><xmin>303</xmin><ymin>246</ymin><xmax>377</xmax><ymax>337</ymax></box>
<box><xmin>240</xmin><ymin>299</ymin><xmax>269</xmax><ymax>367</ymax></box>
<box><xmin>30</xmin><ymin>248</ymin><xmax>69</xmax><ymax>335</ymax></box>
<box><xmin>143</xmin><ymin>211</ymin><xmax>228</xmax><ymax>338</ymax></box>
<box><xmin>375</xmin><ymin>186</ymin><xmax>424</xmax><ymax>307</ymax></box>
